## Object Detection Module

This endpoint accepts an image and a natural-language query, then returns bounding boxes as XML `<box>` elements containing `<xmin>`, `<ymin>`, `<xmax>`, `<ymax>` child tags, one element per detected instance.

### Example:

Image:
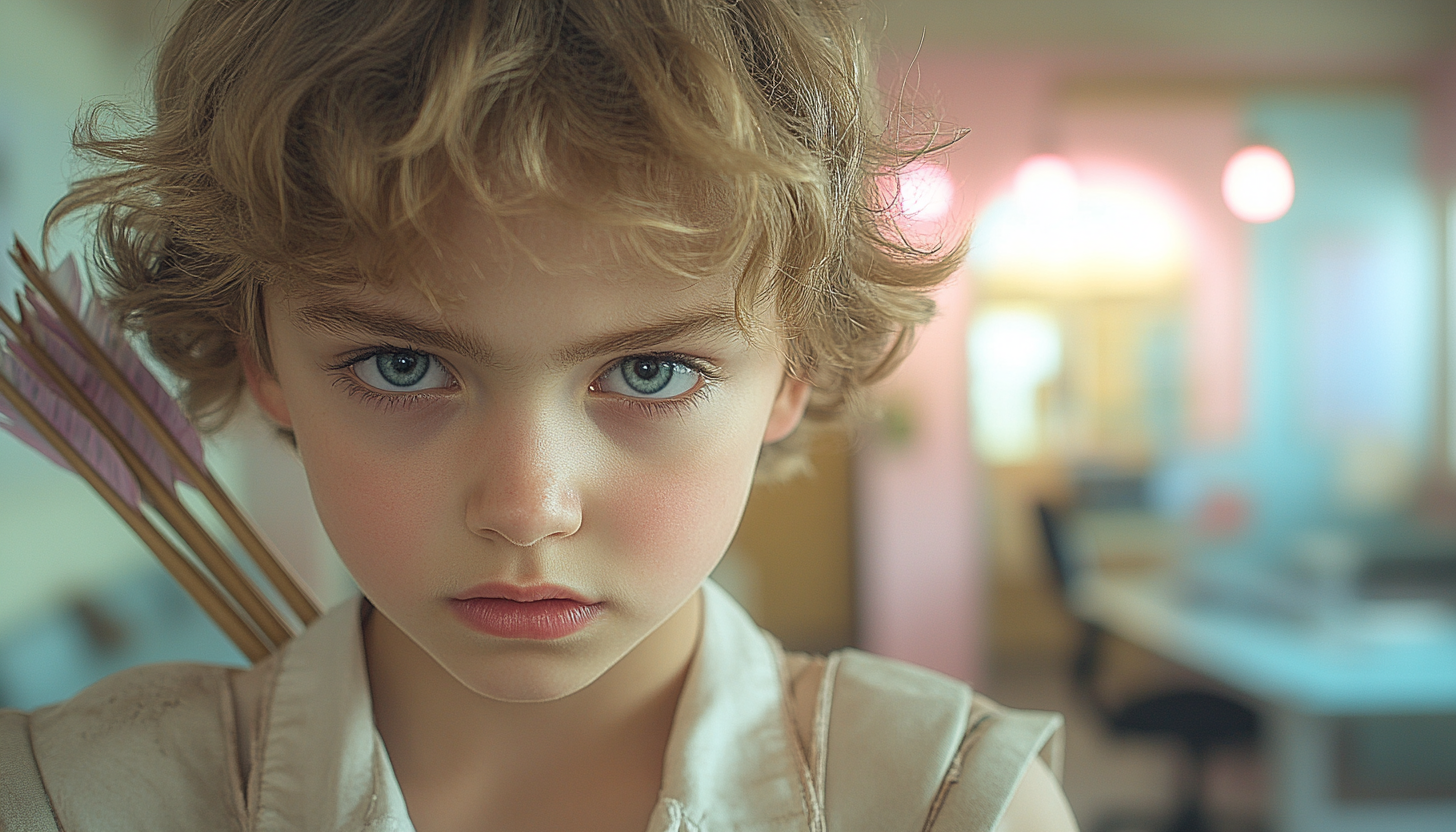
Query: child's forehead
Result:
<box><xmin>272</xmin><ymin>184</ymin><xmax>780</xmax><ymax>349</ymax></box>
<box><xmin>433</xmin><ymin>211</ymin><xmax>675</xmax><ymax>282</ymax></box>
<box><xmin>280</xmin><ymin>218</ymin><xmax>778</xmax><ymax>350</ymax></box>
<box><xmin>428</xmin><ymin>185</ymin><xmax>733</xmax><ymax>269</ymax></box>
<box><xmin>382</xmin><ymin>194</ymin><xmax>756</xmax><ymax>303</ymax></box>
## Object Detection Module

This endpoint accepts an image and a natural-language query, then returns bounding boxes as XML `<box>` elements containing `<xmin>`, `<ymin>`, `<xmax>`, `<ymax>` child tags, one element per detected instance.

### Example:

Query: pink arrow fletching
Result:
<box><xmin>22</xmin><ymin>258</ymin><xmax>207</xmax><ymax>483</ymax></box>
<box><xmin>20</xmin><ymin>310</ymin><xmax>181</xmax><ymax>499</ymax></box>
<box><xmin>0</xmin><ymin>391</ymin><xmax>74</xmax><ymax>472</ymax></box>
<box><xmin>42</xmin><ymin>256</ymin><xmax>85</xmax><ymax>316</ymax></box>
<box><xmin>0</xmin><ymin>349</ymin><xmax>142</xmax><ymax>507</ymax></box>
<box><xmin>77</xmin><ymin>295</ymin><xmax>207</xmax><ymax>476</ymax></box>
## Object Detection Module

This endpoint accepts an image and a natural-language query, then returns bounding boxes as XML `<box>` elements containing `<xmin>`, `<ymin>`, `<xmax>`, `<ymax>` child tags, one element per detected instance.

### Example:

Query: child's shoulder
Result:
<box><xmin>781</xmin><ymin>646</ymin><xmax>1064</xmax><ymax>832</ymax></box>
<box><xmin>8</xmin><ymin>658</ymin><xmax>261</xmax><ymax>831</ymax></box>
<box><xmin>699</xmin><ymin>582</ymin><xmax>1065</xmax><ymax>831</ymax></box>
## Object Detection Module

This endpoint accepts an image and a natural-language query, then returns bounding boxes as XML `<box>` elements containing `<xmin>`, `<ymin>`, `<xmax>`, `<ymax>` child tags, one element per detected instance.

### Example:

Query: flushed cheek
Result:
<box><xmin>594</xmin><ymin>431</ymin><xmax>758</xmax><ymax>601</ymax></box>
<box><xmin>299</xmin><ymin>430</ymin><xmax>454</xmax><ymax>592</ymax></box>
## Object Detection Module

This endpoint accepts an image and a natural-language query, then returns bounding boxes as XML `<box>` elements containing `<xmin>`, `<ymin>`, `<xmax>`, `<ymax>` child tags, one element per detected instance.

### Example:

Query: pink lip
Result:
<box><xmin>455</xmin><ymin>582</ymin><xmax>594</xmax><ymax>604</ymax></box>
<box><xmin>450</xmin><ymin>583</ymin><xmax>602</xmax><ymax>640</ymax></box>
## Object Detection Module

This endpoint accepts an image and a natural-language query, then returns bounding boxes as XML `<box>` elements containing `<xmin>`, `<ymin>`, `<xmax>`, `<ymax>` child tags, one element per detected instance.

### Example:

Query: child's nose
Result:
<box><xmin>462</xmin><ymin>414</ymin><xmax>583</xmax><ymax>548</ymax></box>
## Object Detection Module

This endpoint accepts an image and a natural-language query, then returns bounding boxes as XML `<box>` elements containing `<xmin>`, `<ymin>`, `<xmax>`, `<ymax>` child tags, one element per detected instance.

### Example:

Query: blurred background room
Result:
<box><xmin>2</xmin><ymin>2</ymin><xmax>1455</xmax><ymax>831</ymax></box>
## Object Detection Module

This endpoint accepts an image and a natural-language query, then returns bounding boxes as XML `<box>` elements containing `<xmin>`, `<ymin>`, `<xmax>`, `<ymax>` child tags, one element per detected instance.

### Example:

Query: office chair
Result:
<box><xmin>1035</xmin><ymin>502</ymin><xmax>1260</xmax><ymax>832</ymax></box>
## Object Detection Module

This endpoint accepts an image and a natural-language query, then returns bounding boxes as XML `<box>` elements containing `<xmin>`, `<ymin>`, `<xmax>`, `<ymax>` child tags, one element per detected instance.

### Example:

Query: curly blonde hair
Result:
<box><xmin>49</xmin><ymin>0</ymin><xmax>962</xmax><ymax>480</ymax></box>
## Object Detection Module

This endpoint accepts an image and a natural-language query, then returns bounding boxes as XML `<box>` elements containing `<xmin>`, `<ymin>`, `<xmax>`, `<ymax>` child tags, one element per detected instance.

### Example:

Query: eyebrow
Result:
<box><xmin>292</xmin><ymin>299</ymin><xmax>745</xmax><ymax>367</ymax></box>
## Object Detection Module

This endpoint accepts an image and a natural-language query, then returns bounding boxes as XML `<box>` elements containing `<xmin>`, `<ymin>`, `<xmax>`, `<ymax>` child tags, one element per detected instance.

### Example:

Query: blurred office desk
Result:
<box><xmin>1074</xmin><ymin>571</ymin><xmax>1456</xmax><ymax>832</ymax></box>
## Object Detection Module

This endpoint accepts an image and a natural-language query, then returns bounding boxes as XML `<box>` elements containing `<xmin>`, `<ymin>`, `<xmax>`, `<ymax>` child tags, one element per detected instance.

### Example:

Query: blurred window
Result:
<box><xmin>967</xmin><ymin>163</ymin><xmax>1191</xmax><ymax>467</ymax></box>
<box><xmin>968</xmin><ymin>307</ymin><xmax>1062</xmax><ymax>464</ymax></box>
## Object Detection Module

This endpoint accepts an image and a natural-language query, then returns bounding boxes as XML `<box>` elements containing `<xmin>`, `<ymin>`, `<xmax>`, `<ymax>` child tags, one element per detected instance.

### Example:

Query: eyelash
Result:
<box><xmin>602</xmin><ymin>353</ymin><xmax>722</xmax><ymax>417</ymax></box>
<box><xmin>323</xmin><ymin>347</ymin><xmax>721</xmax><ymax>416</ymax></box>
<box><xmin>324</xmin><ymin>348</ymin><xmax>455</xmax><ymax>413</ymax></box>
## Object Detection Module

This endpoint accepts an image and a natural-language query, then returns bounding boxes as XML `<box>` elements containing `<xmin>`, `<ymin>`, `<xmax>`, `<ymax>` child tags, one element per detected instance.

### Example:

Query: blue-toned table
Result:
<box><xmin>1075</xmin><ymin>572</ymin><xmax>1456</xmax><ymax>832</ymax></box>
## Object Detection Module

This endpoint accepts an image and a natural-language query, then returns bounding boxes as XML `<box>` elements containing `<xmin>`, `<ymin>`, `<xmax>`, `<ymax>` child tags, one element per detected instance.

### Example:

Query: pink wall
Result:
<box><xmin>854</xmin><ymin>54</ymin><xmax>1255</xmax><ymax>681</ymax></box>
<box><xmin>854</xmin><ymin>273</ymin><xmax>981</xmax><ymax>681</ymax></box>
<box><xmin>856</xmin><ymin>57</ymin><xmax>1055</xmax><ymax>684</ymax></box>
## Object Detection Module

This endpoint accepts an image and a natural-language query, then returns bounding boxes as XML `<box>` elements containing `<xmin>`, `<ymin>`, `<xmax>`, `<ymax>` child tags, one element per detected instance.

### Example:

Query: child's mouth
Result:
<box><xmin>449</xmin><ymin>584</ymin><xmax>602</xmax><ymax>639</ymax></box>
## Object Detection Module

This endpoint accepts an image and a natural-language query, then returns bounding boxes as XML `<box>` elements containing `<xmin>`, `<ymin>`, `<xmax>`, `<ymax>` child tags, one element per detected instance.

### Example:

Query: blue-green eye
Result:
<box><xmin>354</xmin><ymin>350</ymin><xmax>451</xmax><ymax>391</ymax></box>
<box><xmin>598</xmin><ymin>356</ymin><xmax>701</xmax><ymax>399</ymax></box>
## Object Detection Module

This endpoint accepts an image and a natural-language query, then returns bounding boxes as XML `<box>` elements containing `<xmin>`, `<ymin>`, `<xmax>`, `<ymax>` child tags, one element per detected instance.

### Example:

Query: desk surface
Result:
<box><xmin>1075</xmin><ymin>572</ymin><xmax>1456</xmax><ymax>714</ymax></box>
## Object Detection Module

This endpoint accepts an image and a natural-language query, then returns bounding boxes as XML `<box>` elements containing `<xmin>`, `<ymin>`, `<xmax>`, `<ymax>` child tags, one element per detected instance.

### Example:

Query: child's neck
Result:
<box><xmin>364</xmin><ymin>593</ymin><xmax>702</xmax><ymax>832</ymax></box>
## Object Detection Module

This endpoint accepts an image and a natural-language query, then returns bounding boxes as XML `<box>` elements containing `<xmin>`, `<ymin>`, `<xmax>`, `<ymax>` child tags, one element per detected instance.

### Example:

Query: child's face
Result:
<box><xmin>245</xmin><ymin>197</ymin><xmax>809</xmax><ymax>701</ymax></box>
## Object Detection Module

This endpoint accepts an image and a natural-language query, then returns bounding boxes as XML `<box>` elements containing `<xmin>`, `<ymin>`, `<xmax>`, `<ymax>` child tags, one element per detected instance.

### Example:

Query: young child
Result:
<box><xmin>1</xmin><ymin>1</ymin><xmax>1076</xmax><ymax>830</ymax></box>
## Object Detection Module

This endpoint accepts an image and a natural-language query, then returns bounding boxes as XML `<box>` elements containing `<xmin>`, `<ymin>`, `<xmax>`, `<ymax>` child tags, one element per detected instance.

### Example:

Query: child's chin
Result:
<box><xmin>442</xmin><ymin>654</ymin><xmax>617</xmax><ymax>703</ymax></box>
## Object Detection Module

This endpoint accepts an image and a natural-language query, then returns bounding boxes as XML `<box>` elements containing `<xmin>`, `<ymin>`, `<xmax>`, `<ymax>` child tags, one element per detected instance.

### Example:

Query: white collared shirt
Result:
<box><xmin>24</xmin><ymin>582</ymin><xmax>1060</xmax><ymax>831</ymax></box>
<box><xmin>247</xmin><ymin>582</ymin><xmax>818</xmax><ymax>831</ymax></box>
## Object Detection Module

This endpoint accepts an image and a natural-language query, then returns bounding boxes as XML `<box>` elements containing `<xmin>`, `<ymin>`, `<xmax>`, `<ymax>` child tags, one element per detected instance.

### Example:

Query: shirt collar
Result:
<box><xmin>254</xmin><ymin>596</ymin><xmax>411</xmax><ymax>832</ymax></box>
<box><xmin>653</xmin><ymin>580</ymin><xmax>815</xmax><ymax>831</ymax></box>
<box><xmin>253</xmin><ymin>582</ymin><xmax>814</xmax><ymax>832</ymax></box>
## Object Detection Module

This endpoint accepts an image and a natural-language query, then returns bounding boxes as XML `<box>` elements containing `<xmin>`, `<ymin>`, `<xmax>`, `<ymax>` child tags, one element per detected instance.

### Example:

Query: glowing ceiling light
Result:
<box><xmin>1222</xmin><ymin>145</ymin><xmax>1294</xmax><ymax>223</ymax></box>
<box><xmin>897</xmin><ymin>162</ymin><xmax>955</xmax><ymax>222</ymax></box>
<box><xmin>969</xmin><ymin>163</ymin><xmax>1191</xmax><ymax>286</ymax></box>
<box><xmin>1013</xmin><ymin>154</ymin><xmax>1078</xmax><ymax>217</ymax></box>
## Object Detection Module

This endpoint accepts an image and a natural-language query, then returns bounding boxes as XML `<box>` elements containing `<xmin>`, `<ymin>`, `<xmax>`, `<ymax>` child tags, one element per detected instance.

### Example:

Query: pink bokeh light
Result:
<box><xmin>896</xmin><ymin>162</ymin><xmax>956</xmax><ymax>222</ymax></box>
<box><xmin>1222</xmin><ymin>145</ymin><xmax>1295</xmax><ymax>223</ymax></box>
